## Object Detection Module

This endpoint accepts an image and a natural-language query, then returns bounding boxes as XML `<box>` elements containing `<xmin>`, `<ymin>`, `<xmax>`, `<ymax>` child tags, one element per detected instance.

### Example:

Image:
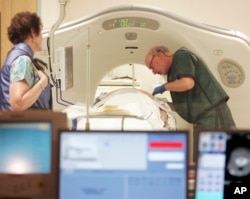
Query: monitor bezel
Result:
<box><xmin>0</xmin><ymin>110</ymin><xmax>68</xmax><ymax>198</ymax></box>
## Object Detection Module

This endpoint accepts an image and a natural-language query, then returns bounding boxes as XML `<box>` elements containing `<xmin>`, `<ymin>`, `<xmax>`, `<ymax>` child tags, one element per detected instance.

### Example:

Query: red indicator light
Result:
<box><xmin>149</xmin><ymin>141</ymin><xmax>183</xmax><ymax>149</ymax></box>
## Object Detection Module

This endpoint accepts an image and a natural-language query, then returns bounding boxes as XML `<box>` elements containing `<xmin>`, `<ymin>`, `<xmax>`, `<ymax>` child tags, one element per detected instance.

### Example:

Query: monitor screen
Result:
<box><xmin>0</xmin><ymin>121</ymin><xmax>52</xmax><ymax>174</ymax></box>
<box><xmin>58</xmin><ymin>130</ymin><xmax>189</xmax><ymax>199</ymax></box>
<box><xmin>195</xmin><ymin>130</ymin><xmax>250</xmax><ymax>199</ymax></box>
<box><xmin>0</xmin><ymin>110</ymin><xmax>68</xmax><ymax>199</ymax></box>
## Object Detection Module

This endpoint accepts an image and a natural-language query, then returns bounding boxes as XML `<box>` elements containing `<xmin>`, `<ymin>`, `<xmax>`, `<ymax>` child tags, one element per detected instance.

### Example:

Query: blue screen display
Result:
<box><xmin>195</xmin><ymin>131</ymin><xmax>250</xmax><ymax>199</ymax></box>
<box><xmin>59</xmin><ymin>131</ymin><xmax>188</xmax><ymax>199</ymax></box>
<box><xmin>0</xmin><ymin>122</ymin><xmax>52</xmax><ymax>174</ymax></box>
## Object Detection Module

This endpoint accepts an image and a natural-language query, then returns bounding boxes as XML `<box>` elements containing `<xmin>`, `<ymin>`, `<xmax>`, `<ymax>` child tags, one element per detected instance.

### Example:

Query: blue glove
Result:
<box><xmin>152</xmin><ymin>84</ymin><xmax>166</xmax><ymax>95</ymax></box>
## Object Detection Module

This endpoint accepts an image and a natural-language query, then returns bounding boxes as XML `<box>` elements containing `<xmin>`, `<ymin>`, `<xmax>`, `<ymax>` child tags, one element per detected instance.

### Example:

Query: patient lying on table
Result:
<box><xmin>64</xmin><ymin>88</ymin><xmax>176</xmax><ymax>130</ymax></box>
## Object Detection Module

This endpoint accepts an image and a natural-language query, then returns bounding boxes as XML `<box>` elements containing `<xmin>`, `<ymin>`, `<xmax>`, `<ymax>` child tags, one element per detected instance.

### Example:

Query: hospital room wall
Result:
<box><xmin>39</xmin><ymin>0</ymin><xmax>250</xmax><ymax>38</ymax></box>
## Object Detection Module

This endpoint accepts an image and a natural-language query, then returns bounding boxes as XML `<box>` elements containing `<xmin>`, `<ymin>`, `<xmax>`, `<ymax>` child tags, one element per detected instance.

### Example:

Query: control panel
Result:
<box><xmin>217</xmin><ymin>59</ymin><xmax>245</xmax><ymax>88</ymax></box>
<box><xmin>0</xmin><ymin>176</ymin><xmax>50</xmax><ymax>198</ymax></box>
<box><xmin>102</xmin><ymin>17</ymin><xmax>159</xmax><ymax>30</ymax></box>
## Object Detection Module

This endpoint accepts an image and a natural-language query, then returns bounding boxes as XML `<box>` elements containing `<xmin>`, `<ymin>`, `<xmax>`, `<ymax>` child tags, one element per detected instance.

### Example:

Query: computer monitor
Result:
<box><xmin>58</xmin><ymin>130</ymin><xmax>189</xmax><ymax>199</ymax></box>
<box><xmin>195</xmin><ymin>130</ymin><xmax>250</xmax><ymax>199</ymax></box>
<box><xmin>0</xmin><ymin>110</ymin><xmax>68</xmax><ymax>199</ymax></box>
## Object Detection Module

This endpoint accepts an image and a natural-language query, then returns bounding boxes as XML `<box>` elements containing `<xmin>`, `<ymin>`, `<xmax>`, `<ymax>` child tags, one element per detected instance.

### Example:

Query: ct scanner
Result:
<box><xmin>36</xmin><ymin>4</ymin><xmax>250</xmax><ymax>130</ymax></box>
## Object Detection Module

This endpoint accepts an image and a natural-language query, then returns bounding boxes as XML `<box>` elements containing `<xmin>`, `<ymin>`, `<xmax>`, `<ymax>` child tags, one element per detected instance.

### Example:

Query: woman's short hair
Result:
<box><xmin>8</xmin><ymin>11</ymin><xmax>42</xmax><ymax>44</ymax></box>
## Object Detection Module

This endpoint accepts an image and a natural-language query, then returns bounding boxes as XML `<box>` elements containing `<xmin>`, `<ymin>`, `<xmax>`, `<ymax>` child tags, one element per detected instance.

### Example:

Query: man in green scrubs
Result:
<box><xmin>145</xmin><ymin>46</ymin><xmax>236</xmax><ymax>159</ymax></box>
